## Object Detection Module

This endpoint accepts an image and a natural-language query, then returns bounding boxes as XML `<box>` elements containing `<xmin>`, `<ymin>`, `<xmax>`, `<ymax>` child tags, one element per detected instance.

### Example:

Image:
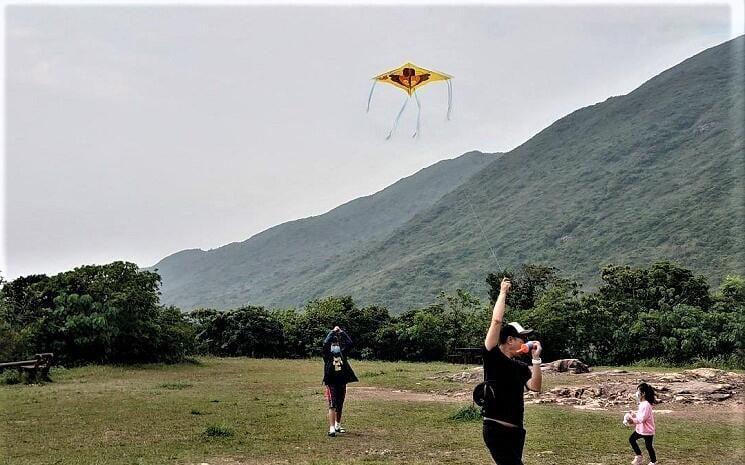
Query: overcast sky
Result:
<box><xmin>2</xmin><ymin>1</ymin><xmax>741</xmax><ymax>280</ymax></box>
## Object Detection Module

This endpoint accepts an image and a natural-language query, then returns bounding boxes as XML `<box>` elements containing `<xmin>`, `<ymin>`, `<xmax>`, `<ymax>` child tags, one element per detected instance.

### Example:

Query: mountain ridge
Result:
<box><xmin>155</xmin><ymin>36</ymin><xmax>744</xmax><ymax>312</ymax></box>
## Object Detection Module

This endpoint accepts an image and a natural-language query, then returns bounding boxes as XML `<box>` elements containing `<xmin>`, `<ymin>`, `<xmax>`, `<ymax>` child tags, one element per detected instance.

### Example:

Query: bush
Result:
<box><xmin>0</xmin><ymin>370</ymin><xmax>22</xmax><ymax>385</ymax></box>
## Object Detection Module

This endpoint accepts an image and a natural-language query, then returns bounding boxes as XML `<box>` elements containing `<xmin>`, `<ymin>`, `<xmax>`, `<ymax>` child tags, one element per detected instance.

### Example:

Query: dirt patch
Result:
<box><xmin>431</xmin><ymin>364</ymin><xmax>745</xmax><ymax>422</ymax></box>
<box><xmin>347</xmin><ymin>386</ymin><xmax>465</xmax><ymax>403</ymax></box>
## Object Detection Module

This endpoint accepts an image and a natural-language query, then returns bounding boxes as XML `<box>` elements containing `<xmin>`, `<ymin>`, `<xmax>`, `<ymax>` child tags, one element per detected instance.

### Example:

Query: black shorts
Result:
<box><xmin>325</xmin><ymin>383</ymin><xmax>346</xmax><ymax>411</ymax></box>
<box><xmin>483</xmin><ymin>419</ymin><xmax>526</xmax><ymax>465</ymax></box>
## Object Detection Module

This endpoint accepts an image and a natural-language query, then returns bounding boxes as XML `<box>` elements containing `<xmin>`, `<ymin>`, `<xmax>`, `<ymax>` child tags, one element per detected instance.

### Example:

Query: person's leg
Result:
<box><xmin>336</xmin><ymin>384</ymin><xmax>347</xmax><ymax>423</ymax></box>
<box><xmin>629</xmin><ymin>432</ymin><xmax>644</xmax><ymax>463</ymax></box>
<box><xmin>328</xmin><ymin>408</ymin><xmax>336</xmax><ymax>427</ymax></box>
<box><xmin>515</xmin><ymin>428</ymin><xmax>526</xmax><ymax>460</ymax></box>
<box><xmin>643</xmin><ymin>435</ymin><xmax>657</xmax><ymax>463</ymax></box>
<box><xmin>482</xmin><ymin>421</ymin><xmax>524</xmax><ymax>465</ymax></box>
<box><xmin>326</xmin><ymin>385</ymin><xmax>337</xmax><ymax>436</ymax></box>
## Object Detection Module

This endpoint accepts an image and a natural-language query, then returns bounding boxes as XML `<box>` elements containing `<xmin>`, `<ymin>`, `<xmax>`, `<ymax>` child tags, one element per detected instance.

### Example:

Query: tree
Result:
<box><xmin>298</xmin><ymin>296</ymin><xmax>355</xmax><ymax>357</ymax></box>
<box><xmin>486</xmin><ymin>264</ymin><xmax>572</xmax><ymax>311</ymax></box>
<box><xmin>1</xmin><ymin>262</ymin><xmax>193</xmax><ymax>365</ymax></box>
<box><xmin>598</xmin><ymin>261</ymin><xmax>710</xmax><ymax>312</ymax></box>
<box><xmin>519</xmin><ymin>283</ymin><xmax>582</xmax><ymax>361</ymax></box>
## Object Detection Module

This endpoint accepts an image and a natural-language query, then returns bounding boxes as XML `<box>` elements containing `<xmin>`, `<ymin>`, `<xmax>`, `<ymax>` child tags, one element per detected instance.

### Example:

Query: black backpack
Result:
<box><xmin>472</xmin><ymin>380</ymin><xmax>497</xmax><ymax>414</ymax></box>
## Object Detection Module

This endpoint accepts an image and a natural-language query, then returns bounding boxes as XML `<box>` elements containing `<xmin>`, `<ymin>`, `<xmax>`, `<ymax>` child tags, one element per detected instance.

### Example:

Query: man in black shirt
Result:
<box><xmin>481</xmin><ymin>278</ymin><xmax>543</xmax><ymax>465</ymax></box>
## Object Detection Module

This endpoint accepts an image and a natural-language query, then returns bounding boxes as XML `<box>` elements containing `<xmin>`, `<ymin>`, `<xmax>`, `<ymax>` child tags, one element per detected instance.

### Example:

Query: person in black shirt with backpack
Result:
<box><xmin>478</xmin><ymin>278</ymin><xmax>543</xmax><ymax>464</ymax></box>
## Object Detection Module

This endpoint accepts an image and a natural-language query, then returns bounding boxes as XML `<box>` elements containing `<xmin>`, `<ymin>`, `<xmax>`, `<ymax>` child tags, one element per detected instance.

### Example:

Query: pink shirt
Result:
<box><xmin>632</xmin><ymin>400</ymin><xmax>656</xmax><ymax>435</ymax></box>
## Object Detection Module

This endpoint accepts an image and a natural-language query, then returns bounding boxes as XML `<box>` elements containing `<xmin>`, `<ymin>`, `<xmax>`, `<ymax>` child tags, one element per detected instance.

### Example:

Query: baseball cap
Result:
<box><xmin>503</xmin><ymin>322</ymin><xmax>534</xmax><ymax>338</ymax></box>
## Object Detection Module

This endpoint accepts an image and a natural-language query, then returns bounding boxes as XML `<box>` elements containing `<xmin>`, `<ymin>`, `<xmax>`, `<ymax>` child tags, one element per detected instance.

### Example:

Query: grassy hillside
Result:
<box><xmin>294</xmin><ymin>36</ymin><xmax>745</xmax><ymax>311</ymax></box>
<box><xmin>153</xmin><ymin>152</ymin><xmax>497</xmax><ymax>310</ymax></box>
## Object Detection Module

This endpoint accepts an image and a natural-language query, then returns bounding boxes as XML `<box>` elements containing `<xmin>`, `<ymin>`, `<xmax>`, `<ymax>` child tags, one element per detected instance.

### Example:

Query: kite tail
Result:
<box><xmin>412</xmin><ymin>90</ymin><xmax>422</xmax><ymax>138</ymax></box>
<box><xmin>366</xmin><ymin>80</ymin><xmax>377</xmax><ymax>113</ymax></box>
<box><xmin>446</xmin><ymin>80</ymin><xmax>453</xmax><ymax>121</ymax></box>
<box><xmin>386</xmin><ymin>96</ymin><xmax>409</xmax><ymax>140</ymax></box>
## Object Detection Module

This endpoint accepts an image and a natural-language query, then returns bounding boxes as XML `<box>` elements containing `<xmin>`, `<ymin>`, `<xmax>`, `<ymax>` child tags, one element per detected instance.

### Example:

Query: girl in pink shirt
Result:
<box><xmin>627</xmin><ymin>382</ymin><xmax>658</xmax><ymax>465</ymax></box>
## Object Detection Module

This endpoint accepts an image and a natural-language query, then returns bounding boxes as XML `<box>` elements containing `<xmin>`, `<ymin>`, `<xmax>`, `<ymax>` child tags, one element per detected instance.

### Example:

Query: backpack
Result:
<box><xmin>472</xmin><ymin>380</ymin><xmax>497</xmax><ymax>414</ymax></box>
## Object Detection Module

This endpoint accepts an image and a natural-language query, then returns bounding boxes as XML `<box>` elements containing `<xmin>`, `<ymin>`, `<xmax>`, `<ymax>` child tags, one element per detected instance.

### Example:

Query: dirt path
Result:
<box><xmin>347</xmin><ymin>385</ymin><xmax>466</xmax><ymax>403</ymax></box>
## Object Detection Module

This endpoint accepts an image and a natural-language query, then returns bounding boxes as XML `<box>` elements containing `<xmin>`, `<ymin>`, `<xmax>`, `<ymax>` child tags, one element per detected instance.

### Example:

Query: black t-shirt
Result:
<box><xmin>322</xmin><ymin>331</ymin><xmax>359</xmax><ymax>386</ymax></box>
<box><xmin>481</xmin><ymin>346</ymin><xmax>532</xmax><ymax>427</ymax></box>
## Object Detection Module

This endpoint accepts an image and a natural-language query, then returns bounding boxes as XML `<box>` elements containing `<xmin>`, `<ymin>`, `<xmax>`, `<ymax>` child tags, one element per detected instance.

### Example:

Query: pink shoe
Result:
<box><xmin>631</xmin><ymin>456</ymin><xmax>644</xmax><ymax>465</ymax></box>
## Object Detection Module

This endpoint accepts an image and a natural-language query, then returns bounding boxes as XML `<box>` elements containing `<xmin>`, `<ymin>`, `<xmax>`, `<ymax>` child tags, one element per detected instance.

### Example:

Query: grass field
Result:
<box><xmin>1</xmin><ymin>358</ymin><xmax>743</xmax><ymax>465</ymax></box>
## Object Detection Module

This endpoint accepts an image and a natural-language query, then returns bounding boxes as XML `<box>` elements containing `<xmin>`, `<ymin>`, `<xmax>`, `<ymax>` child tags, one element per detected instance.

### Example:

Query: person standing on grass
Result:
<box><xmin>627</xmin><ymin>382</ymin><xmax>658</xmax><ymax>465</ymax></box>
<box><xmin>322</xmin><ymin>325</ymin><xmax>358</xmax><ymax>437</ymax></box>
<box><xmin>480</xmin><ymin>277</ymin><xmax>543</xmax><ymax>465</ymax></box>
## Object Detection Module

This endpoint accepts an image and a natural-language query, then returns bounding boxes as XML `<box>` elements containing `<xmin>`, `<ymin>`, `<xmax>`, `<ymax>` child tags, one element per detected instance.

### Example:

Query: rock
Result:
<box><xmin>575</xmin><ymin>405</ymin><xmax>606</xmax><ymax>411</ymax></box>
<box><xmin>685</xmin><ymin>368</ymin><xmax>726</xmax><ymax>379</ymax></box>
<box><xmin>543</xmin><ymin>359</ymin><xmax>590</xmax><ymax>374</ymax></box>
<box><xmin>550</xmin><ymin>387</ymin><xmax>571</xmax><ymax>396</ymax></box>
<box><xmin>445</xmin><ymin>367</ymin><xmax>483</xmax><ymax>383</ymax></box>
<box><xmin>556</xmin><ymin>397</ymin><xmax>581</xmax><ymax>405</ymax></box>
<box><xmin>670</xmin><ymin>381</ymin><xmax>730</xmax><ymax>395</ymax></box>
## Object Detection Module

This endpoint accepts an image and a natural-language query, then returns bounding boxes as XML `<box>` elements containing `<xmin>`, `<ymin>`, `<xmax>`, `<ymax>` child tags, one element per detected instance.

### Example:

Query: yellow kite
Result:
<box><xmin>366</xmin><ymin>62</ymin><xmax>453</xmax><ymax>139</ymax></box>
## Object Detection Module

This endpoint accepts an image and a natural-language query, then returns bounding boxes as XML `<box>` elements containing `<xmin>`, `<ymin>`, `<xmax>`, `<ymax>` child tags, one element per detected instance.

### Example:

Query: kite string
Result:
<box><xmin>412</xmin><ymin>90</ymin><xmax>422</xmax><ymax>138</ymax></box>
<box><xmin>386</xmin><ymin>96</ymin><xmax>410</xmax><ymax>140</ymax></box>
<box><xmin>462</xmin><ymin>187</ymin><xmax>500</xmax><ymax>271</ymax></box>
<box><xmin>366</xmin><ymin>80</ymin><xmax>377</xmax><ymax>113</ymax></box>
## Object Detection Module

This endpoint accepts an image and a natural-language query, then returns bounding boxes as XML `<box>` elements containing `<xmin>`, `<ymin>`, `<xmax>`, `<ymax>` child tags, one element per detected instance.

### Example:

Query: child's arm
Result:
<box><xmin>322</xmin><ymin>330</ymin><xmax>335</xmax><ymax>358</ymax></box>
<box><xmin>632</xmin><ymin>402</ymin><xmax>651</xmax><ymax>424</ymax></box>
<box><xmin>339</xmin><ymin>330</ymin><xmax>353</xmax><ymax>351</ymax></box>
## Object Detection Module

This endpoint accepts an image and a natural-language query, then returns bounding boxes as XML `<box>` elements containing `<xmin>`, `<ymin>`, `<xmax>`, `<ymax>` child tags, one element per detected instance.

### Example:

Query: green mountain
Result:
<box><xmin>156</xmin><ymin>36</ymin><xmax>744</xmax><ymax>312</ymax></box>
<box><xmin>152</xmin><ymin>151</ymin><xmax>498</xmax><ymax>309</ymax></box>
<box><xmin>297</xmin><ymin>36</ymin><xmax>744</xmax><ymax>311</ymax></box>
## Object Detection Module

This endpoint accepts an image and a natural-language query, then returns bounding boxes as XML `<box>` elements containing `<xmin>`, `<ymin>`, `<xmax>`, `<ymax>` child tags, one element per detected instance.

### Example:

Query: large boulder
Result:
<box><xmin>542</xmin><ymin>359</ymin><xmax>590</xmax><ymax>374</ymax></box>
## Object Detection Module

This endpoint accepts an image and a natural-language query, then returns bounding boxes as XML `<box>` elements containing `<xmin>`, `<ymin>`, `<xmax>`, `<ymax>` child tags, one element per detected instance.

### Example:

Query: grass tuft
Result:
<box><xmin>160</xmin><ymin>382</ymin><xmax>192</xmax><ymax>390</ymax></box>
<box><xmin>448</xmin><ymin>404</ymin><xmax>482</xmax><ymax>422</ymax></box>
<box><xmin>203</xmin><ymin>424</ymin><xmax>233</xmax><ymax>438</ymax></box>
